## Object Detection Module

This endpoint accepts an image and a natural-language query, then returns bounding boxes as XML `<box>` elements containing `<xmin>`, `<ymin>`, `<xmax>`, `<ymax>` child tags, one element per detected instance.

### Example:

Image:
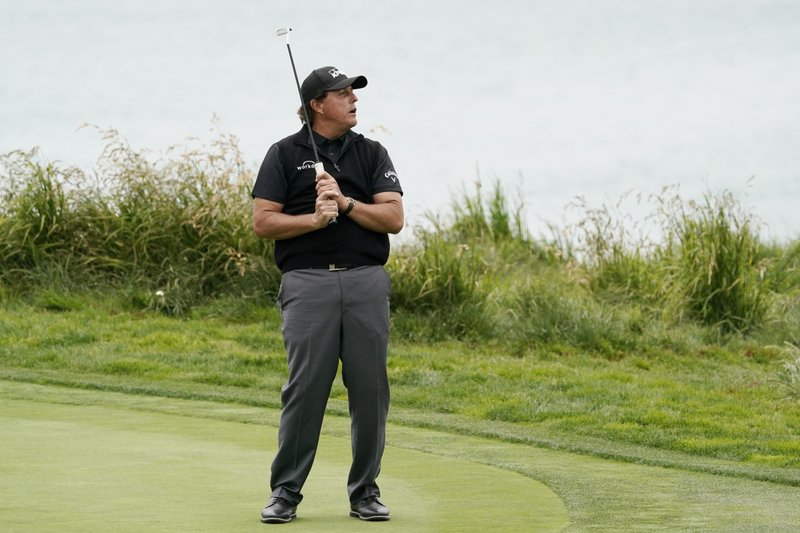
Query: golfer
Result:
<box><xmin>252</xmin><ymin>65</ymin><xmax>404</xmax><ymax>523</ymax></box>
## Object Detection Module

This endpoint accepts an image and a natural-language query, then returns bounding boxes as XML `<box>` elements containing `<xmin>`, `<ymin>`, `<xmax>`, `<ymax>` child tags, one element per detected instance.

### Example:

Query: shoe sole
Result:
<box><xmin>349</xmin><ymin>511</ymin><xmax>390</xmax><ymax>521</ymax></box>
<box><xmin>260</xmin><ymin>513</ymin><xmax>296</xmax><ymax>524</ymax></box>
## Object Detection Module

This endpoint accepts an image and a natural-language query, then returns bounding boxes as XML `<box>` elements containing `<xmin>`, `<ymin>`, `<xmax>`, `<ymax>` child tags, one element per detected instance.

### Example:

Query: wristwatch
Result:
<box><xmin>342</xmin><ymin>196</ymin><xmax>355</xmax><ymax>216</ymax></box>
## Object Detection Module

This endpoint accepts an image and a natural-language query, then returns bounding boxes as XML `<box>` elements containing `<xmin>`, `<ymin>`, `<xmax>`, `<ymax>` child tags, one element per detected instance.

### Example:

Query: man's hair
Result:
<box><xmin>297</xmin><ymin>93</ymin><xmax>327</xmax><ymax>125</ymax></box>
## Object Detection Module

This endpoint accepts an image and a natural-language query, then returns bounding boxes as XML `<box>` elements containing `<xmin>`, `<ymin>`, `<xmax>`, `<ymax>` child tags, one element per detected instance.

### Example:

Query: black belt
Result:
<box><xmin>309</xmin><ymin>263</ymin><xmax>357</xmax><ymax>271</ymax></box>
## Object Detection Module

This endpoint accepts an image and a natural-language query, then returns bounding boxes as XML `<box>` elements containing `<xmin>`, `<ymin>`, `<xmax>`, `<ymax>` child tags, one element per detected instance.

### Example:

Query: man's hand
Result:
<box><xmin>313</xmin><ymin>190</ymin><xmax>339</xmax><ymax>227</ymax></box>
<box><xmin>315</xmin><ymin>171</ymin><xmax>348</xmax><ymax>212</ymax></box>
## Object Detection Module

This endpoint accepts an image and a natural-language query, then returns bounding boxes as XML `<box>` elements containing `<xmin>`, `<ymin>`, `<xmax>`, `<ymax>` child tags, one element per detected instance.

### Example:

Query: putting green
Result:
<box><xmin>0</xmin><ymin>390</ymin><xmax>568</xmax><ymax>532</ymax></box>
<box><xmin>6</xmin><ymin>380</ymin><xmax>800</xmax><ymax>531</ymax></box>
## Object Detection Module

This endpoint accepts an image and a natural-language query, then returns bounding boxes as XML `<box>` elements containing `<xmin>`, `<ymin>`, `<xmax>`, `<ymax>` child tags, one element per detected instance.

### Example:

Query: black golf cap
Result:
<box><xmin>300</xmin><ymin>66</ymin><xmax>367</xmax><ymax>103</ymax></box>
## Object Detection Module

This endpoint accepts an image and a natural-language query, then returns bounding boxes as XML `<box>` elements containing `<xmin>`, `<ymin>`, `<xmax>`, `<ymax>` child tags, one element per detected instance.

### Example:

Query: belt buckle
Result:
<box><xmin>328</xmin><ymin>263</ymin><xmax>347</xmax><ymax>272</ymax></box>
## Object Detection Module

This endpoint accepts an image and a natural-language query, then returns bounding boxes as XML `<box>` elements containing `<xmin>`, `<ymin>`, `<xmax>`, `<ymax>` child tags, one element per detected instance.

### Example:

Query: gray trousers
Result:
<box><xmin>270</xmin><ymin>265</ymin><xmax>391</xmax><ymax>505</ymax></box>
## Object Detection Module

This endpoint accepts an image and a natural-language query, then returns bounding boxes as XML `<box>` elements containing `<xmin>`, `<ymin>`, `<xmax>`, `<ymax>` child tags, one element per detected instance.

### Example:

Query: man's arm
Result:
<box><xmin>341</xmin><ymin>192</ymin><xmax>404</xmax><ymax>234</ymax></box>
<box><xmin>252</xmin><ymin>192</ymin><xmax>339</xmax><ymax>240</ymax></box>
<box><xmin>314</xmin><ymin>172</ymin><xmax>404</xmax><ymax>234</ymax></box>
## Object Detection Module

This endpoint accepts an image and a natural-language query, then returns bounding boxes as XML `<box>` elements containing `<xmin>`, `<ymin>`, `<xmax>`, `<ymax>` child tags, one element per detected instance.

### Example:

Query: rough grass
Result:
<box><xmin>1</xmin><ymin>294</ymin><xmax>799</xmax><ymax>479</ymax></box>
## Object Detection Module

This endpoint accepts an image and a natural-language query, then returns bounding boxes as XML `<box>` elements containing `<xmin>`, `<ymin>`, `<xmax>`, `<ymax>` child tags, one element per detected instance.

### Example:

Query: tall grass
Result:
<box><xmin>0</xmin><ymin>129</ymin><xmax>279</xmax><ymax>312</ymax></box>
<box><xmin>388</xmin><ymin>183</ymin><xmax>499</xmax><ymax>341</ymax></box>
<box><xmin>0</xmin><ymin>151</ymin><xmax>75</xmax><ymax>273</ymax></box>
<box><xmin>2</xmin><ymin>131</ymin><xmax>797</xmax><ymax>347</ymax></box>
<box><xmin>571</xmin><ymin>186</ymin><xmax>775</xmax><ymax>334</ymax></box>
<box><xmin>389</xmin><ymin>232</ymin><xmax>490</xmax><ymax>340</ymax></box>
<box><xmin>660</xmin><ymin>190</ymin><xmax>768</xmax><ymax>333</ymax></box>
<box><xmin>387</xmin><ymin>180</ymin><xmax>636</xmax><ymax>353</ymax></box>
<box><xmin>389</xmin><ymin>180</ymin><xmax>545</xmax><ymax>342</ymax></box>
<box><xmin>568</xmin><ymin>192</ymin><xmax>664</xmax><ymax>307</ymax></box>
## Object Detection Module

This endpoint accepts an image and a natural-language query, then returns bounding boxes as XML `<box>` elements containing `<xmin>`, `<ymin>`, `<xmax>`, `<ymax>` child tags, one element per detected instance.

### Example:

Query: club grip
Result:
<box><xmin>315</xmin><ymin>162</ymin><xmax>337</xmax><ymax>225</ymax></box>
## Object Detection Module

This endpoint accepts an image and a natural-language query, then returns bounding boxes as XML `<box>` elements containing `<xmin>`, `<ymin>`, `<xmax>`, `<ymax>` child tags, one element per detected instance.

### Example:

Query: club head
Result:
<box><xmin>276</xmin><ymin>27</ymin><xmax>292</xmax><ymax>37</ymax></box>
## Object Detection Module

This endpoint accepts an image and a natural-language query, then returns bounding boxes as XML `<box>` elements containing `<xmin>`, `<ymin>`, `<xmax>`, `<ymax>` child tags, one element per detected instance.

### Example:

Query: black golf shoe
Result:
<box><xmin>260</xmin><ymin>497</ymin><xmax>297</xmax><ymax>523</ymax></box>
<box><xmin>349</xmin><ymin>495</ymin><xmax>390</xmax><ymax>521</ymax></box>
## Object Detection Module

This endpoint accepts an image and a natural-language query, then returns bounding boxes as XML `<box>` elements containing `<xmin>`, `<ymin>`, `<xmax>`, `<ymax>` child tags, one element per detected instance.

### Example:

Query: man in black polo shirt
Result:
<box><xmin>252</xmin><ymin>65</ymin><xmax>403</xmax><ymax>523</ymax></box>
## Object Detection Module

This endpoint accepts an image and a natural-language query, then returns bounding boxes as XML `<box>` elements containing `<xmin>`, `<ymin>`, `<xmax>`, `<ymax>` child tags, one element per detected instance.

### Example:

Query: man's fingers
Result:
<box><xmin>313</xmin><ymin>195</ymin><xmax>339</xmax><ymax>227</ymax></box>
<box><xmin>319</xmin><ymin>190</ymin><xmax>339</xmax><ymax>200</ymax></box>
<box><xmin>315</xmin><ymin>173</ymin><xmax>342</xmax><ymax>196</ymax></box>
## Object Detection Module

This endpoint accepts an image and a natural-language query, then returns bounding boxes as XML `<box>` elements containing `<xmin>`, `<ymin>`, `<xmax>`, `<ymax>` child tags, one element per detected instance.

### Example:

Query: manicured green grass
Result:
<box><xmin>4</xmin><ymin>381</ymin><xmax>800</xmax><ymax>532</ymax></box>
<box><xmin>0</xmin><ymin>383</ymin><xmax>567</xmax><ymax>532</ymax></box>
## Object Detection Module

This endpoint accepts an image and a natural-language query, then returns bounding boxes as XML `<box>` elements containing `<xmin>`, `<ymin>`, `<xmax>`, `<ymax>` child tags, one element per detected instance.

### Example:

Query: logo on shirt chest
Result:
<box><xmin>296</xmin><ymin>160</ymin><xmax>342</xmax><ymax>173</ymax></box>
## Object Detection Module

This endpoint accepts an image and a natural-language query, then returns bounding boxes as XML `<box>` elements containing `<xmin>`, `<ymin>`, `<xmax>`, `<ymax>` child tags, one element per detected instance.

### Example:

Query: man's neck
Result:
<box><xmin>312</xmin><ymin>122</ymin><xmax>350</xmax><ymax>140</ymax></box>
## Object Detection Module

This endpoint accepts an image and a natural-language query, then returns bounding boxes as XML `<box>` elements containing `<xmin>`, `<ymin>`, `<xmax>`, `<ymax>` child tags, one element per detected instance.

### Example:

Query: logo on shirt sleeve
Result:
<box><xmin>384</xmin><ymin>170</ymin><xmax>398</xmax><ymax>183</ymax></box>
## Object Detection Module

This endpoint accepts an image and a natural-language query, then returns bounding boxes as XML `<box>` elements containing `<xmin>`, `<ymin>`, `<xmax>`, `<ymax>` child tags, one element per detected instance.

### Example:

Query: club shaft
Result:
<box><xmin>279</xmin><ymin>31</ymin><xmax>336</xmax><ymax>224</ymax></box>
<box><xmin>286</xmin><ymin>43</ymin><xmax>320</xmax><ymax>163</ymax></box>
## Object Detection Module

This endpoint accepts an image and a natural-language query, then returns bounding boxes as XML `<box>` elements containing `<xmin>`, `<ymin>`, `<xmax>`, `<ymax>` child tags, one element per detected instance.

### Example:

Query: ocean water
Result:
<box><xmin>2</xmin><ymin>0</ymin><xmax>799</xmax><ymax>241</ymax></box>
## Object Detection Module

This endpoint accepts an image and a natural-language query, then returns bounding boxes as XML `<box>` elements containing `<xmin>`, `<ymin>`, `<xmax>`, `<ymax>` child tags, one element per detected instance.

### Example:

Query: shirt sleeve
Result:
<box><xmin>251</xmin><ymin>143</ymin><xmax>286</xmax><ymax>202</ymax></box>
<box><xmin>371</xmin><ymin>143</ymin><xmax>404</xmax><ymax>196</ymax></box>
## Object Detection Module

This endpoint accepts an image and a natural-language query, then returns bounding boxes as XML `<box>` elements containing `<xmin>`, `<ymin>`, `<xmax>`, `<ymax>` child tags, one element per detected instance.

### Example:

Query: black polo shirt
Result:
<box><xmin>252</xmin><ymin>127</ymin><xmax>403</xmax><ymax>272</ymax></box>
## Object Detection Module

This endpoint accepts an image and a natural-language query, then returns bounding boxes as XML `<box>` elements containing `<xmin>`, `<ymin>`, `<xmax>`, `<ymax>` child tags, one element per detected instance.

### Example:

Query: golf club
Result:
<box><xmin>276</xmin><ymin>27</ymin><xmax>336</xmax><ymax>224</ymax></box>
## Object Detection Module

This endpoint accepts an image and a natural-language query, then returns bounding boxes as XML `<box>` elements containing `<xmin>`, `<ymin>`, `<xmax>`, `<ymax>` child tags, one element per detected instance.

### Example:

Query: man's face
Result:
<box><xmin>316</xmin><ymin>86</ymin><xmax>359</xmax><ymax>131</ymax></box>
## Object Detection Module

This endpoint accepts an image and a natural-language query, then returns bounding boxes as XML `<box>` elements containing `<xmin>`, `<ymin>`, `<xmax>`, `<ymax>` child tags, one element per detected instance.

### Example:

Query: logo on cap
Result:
<box><xmin>328</xmin><ymin>68</ymin><xmax>343</xmax><ymax>79</ymax></box>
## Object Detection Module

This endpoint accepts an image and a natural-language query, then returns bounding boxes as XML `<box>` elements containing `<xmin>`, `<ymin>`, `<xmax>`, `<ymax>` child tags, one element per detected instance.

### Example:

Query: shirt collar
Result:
<box><xmin>313</xmin><ymin>130</ymin><xmax>351</xmax><ymax>146</ymax></box>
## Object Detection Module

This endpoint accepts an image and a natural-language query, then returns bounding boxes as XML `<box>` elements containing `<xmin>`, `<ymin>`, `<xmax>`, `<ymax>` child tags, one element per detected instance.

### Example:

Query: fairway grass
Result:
<box><xmin>3</xmin><ymin>381</ymin><xmax>800</xmax><ymax>532</ymax></box>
